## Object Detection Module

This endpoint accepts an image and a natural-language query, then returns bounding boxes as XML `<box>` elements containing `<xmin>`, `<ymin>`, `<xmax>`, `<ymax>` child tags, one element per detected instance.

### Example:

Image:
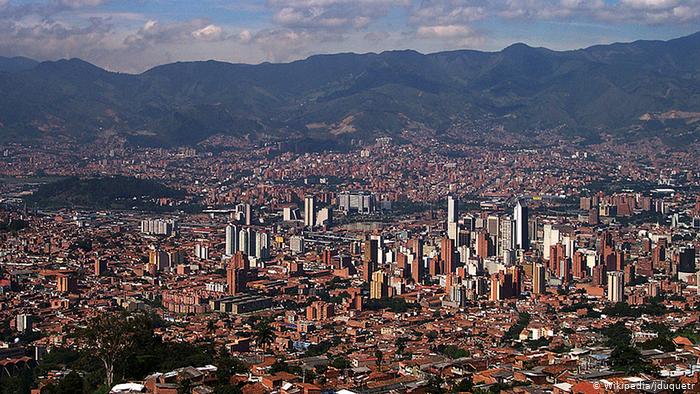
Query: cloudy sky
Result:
<box><xmin>0</xmin><ymin>0</ymin><xmax>698</xmax><ymax>73</ymax></box>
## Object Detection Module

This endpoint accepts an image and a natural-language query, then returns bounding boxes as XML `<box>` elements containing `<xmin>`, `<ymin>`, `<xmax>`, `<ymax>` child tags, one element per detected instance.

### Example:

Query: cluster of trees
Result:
<box><xmin>1</xmin><ymin>312</ymin><xmax>252</xmax><ymax>394</ymax></box>
<box><xmin>602</xmin><ymin>299</ymin><xmax>668</xmax><ymax>318</ymax></box>
<box><xmin>601</xmin><ymin>322</ymin><xmax>656</xmax><ymax>374</ymax></box>
<box><xmin>365</xmin><ymin>297</ymin><xmax>418</xmax><ymax>313</ymax></box>
<box><xmin>503</xmin><ymin>312</ymin><xmax>531</xmax><ymax>342</ymax></box>
<box><xmin>0</xmin><ymin>217</ymin><xmax>28</xmax><ymax>233</ymax></box>
<box><xmin>26</xmin><ymin>176</ymin><xmax>184</xmax><ymax>210</ymax></box>
<box><xmin>436</xmin><ymin>344</ymin><xmax>470</xmax><ymax>359</ymax></box>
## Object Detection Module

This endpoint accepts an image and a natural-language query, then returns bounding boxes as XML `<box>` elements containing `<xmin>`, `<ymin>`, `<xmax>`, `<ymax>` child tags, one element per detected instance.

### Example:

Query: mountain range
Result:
<box><xmin>2</xmin><ymin>32</ymin><xmax>700</xmax><ymax>147</ymax></box>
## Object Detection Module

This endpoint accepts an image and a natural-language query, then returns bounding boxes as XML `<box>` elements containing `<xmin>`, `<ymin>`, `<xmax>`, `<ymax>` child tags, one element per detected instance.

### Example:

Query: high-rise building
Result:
<box><xmin>447</xmin><ymin>195</ymin><xmax>459</xmax><ymax>224</ymax></box>
<box><xmin>411</xmin><ymin>255</ymin><xmax>425</xmax><ymax>283</ymax></box>
<box><xmin>476</xmin><ymin>232</ymin><xmax>490</xmax><ymax>259</ymax></box>
<box><xmin>140</xmin><ymin>218</ymin><xmax>177</xmax><ymax>236</ymax></box>
<box><xmin>57</xmin><ymin>272</ymin><xmax>77</xmax><ymax>294</ymax></box>
<box><xmin>255</xmin><ymin>231</ymin><xmax>270</xmax><ymax>260</ymax></box>
<box><xmin>499</xmin><ymin>216</ymin><xmax>514</xmax><ymax>255</ymax></box>
<box><xmin>363</xmin><ymin>239</ymin><xmax>379</xmax><ymax>281</ymax></box>
<box><xmin>94</xmin><ymin>258</ymin><xmax>107</xmax><ymax>276</ymax></box>
<box><xmin>225</xmin><ymin>224</ymin><xmax>238</xmax><ymax>256</ymax></box>
<box><xmin>338</xmin><ymin>191</ymin><xmax>375</xmax><ymax>214</ymax></box>
<box><xmin>513</xmin><ymin>200</ymin><xmax>529</xmax><ymax>250</ymax></box>
<box><xmin>304</xmin><ymin>195</ymin><xmax>316</xmax><ymax>228</ymax></box>
<box><xmin>290</xmin><ymin>235</ymin><xmax>305</xmax><ymax>254</ymax></box>
<box><xmin>489</xmin><ymin>274</ymin><xmax>502</xmax><ymax>301</ymax></box>
<box><xmin>244</xmin><ymin>203</ymin><xmax>252</xmax><ymax>226</ymax></box>
<box><xmin>447</xmin><ymin>221</ymin><xmax>460</xmax><ymax>244</ymax></box>
<box><xmin>16</xmin><ymin>314</ymin><xmax>33</xmax><ymax>333</ymax></box>
<box><xmin>238</xmin><ymin>227</ymin><xmax>256</xmax><ymax>256</ymax></box>
<box><xmin>441</xmin><ymin>238</ymin><xmax>456</xmax><ymax>274</ymax></box>
<box><xmin>226</xmin><ymin>255</ymin><xmax>247</xmax><ymax>296</ymax></box>
<box><xmin>370</xmin><ymin>270</ymin><xmax>387</xmax><ymax>299</ymax></box>
<box><xmin>316</xmin><ymin>207</ymin><xmax>333</xmax><ymax>228</ymax></box>
<box><xmin>533</xmin><ymin>263</ymin><xmax>546</xmax><ymax>295</ymax></box>
<box><xmin>607</xmin><ymin>271</ymin><xmax>624</xmax><ymax>303</ymax></box>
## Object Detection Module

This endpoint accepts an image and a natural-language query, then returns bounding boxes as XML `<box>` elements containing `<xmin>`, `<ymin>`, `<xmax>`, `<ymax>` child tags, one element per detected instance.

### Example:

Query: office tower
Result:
<box><xmin>489</xmin><ymin>274</ymin><xmax>502</xmax><ymax>301</ymax></box>
<box><xmin>290</xmin><ymin>235</ymin><xmax>305</xmax><ymax>254</ymax></box>
<box><xmin>589</xmin><ymin>209</ymin><xmax>600</xmax><ymax>225</ymax></box>
<box><xmin>441</xmin><ymin>238</ymin><xmax>456</xmax><ymax>274</ymax></box>
<box><xmin>244</xmin><ymin>203</ymin><xmax>252</xmax><ymax>226</ymax></box>
<box><xmin>476</xmin><ymin>232</ymin><xmax>490</xmax><ymax>259</ymax></box>
<box><xmin>238</xmin><ymin>228</ymin><xmax>256</xmax><ymax>256</ymax></box>
<box><xmin>226</xmin><ymin>255</ymin><xmax>248</xmax><ymax>295</ymax></box>
<box><xmin>339</xmin><ymin>191</ymin><xmax>375</xmax><ymax>214</ymax></box>
<box><xmin>499</xmin><ymin>216</ymin><xmax>514</xmax><ymax>255</ymax></box>
<box><xmin>317</xmin><ymin>207</ymin><xmax>333</xmax><ymax>228</ymax></box>
<box><xmin>304</xmin><ymin>195</ymin><xmax>316</xmax><ymax>228</ymax></box>
<box><xmin>607</xmin><ymin>271</ymin><xmax>624</xmax><ymax>302</ymax></box>
<box><xmin>447</xmin><ymin>221</ymin><xmax>460</xmax><ymax>244</ymax></box>
<box><xmin>283</xmin><ymin>207</ymin><xmax>301</xmax><ymax>221</ymax></box>
<box><xmin>411</xmin><ymin>238</ymin><xmax>423</xmax><ymax>260</ymax></box>
<box><xmin>94</xmin><ymin>258</ymin><xmax>107</xmax><ymax>276</ymax></box>
<box><xmin>140</xmin><ymin>218</ymin><xmax>177</xmax><ymax>236</ymax></box>
<box><xmin>149</xmin><ymin>249</ymin><xmax>170</xmax><ymax>271</ymax></box>
<box><xmin>549</xmin><ymin>243</ymin><xmax>564</xmax><ymax>274</ymax></box>
<box><xmin>363</xmin><ymin>239</ymin><xmax>379</xmax><ymax>281</ymax></box>
<box><xmin>57</xmin><ymin>273</ymin><xmax>77</xmax><ymax>294</ymax></box>
<box><xmin>168</xmin><ymin>251</ymin><xmax>184</xmax><ymax>266</ymax></box>
<box><xmin>16</xmin><ymin>314</ymin><xmax>33</xmax><ymax>333</ymax></box>
<box><xmin>487</xmin><ymin>215</ymin><xmax>500</xmax><ymax>237</ymax></box>
<box><xmin>411</xmin><ymin>254</ymin><xmax>424</xmax><ymax>284</ymax></box>
<box><xmin>560</xmin><ymin>258</ymin><xmax>571</xmax><ymax>284</ymax></box>
<box><xmin>533</xmin><ymin>263</ymin><xmax>546</xmax><ymax>295</ymax></box>
<box><xmin>572</xmin><ymin>251</ymin><xmax>587</xmax><ymax>279</ymax></box>
<box><xmin>194</xmin><ymin>243</ymin><xmax>209</xmax><ymax>260</ymax></box>
<box><xmin>370</xmin><ymin>270</ymin><xmax>387</xmax><ymax>299</ymax></box>
<box><xmin>513</xmin><ymin>200</ymin><xmax>529</xmax><ymax>250</ymax></box>
<box><xmin>255</xmin><ymin>231</ymin><xmax>270</xmax><ymax>260</ymax></box>
<box><xmin>232</xmin><ymin>251</ymin><xmax>250</xmax><ymax>270</ymax></box>
<box><xmin>447</xmin><ymin>195</ymin><xmax>458</xmax><ymax>224</ymax></box>
<box><xmin>306</xmin><ymin>301</ymin><xmax>335</xmax><ymax>321</ymax></box>
<box><xmin>225</xmin><ymin>224</ymin><xmax>238</xmax><ymax>256</ymax></box>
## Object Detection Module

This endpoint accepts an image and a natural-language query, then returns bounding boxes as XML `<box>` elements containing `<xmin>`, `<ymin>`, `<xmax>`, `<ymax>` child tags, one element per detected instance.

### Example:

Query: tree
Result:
<box><xmin>374</xmin><ymin>349</ymin><xmax>384</xmax><ymax>371</ymax></box>
<box><xmin>331</xmin><ymin>356</ymin><xmax>351</xmax><ymax>370</ymax></box>
<box><xmin>253</xmin><ymin>319</ymin><xmax>275</xmax><ymax>351</ymax></box>
<box><xmin>44</xmin><ymin>371</ymin><xmax>85</xmax><ymax>394</ymax></box>
<box><xmin>78</xmin><ymin>312</ymin><xmax>143</xmax><ymax>387</ymax></box>
<box><xmin>396</xmin><ymin>337</ymin><xmax>408</xmax><ymax>358</ymax></box>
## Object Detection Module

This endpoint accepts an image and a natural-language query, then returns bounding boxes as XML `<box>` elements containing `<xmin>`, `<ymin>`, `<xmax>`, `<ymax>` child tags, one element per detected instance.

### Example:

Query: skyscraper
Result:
<box><xmin>363</xmin><ymin>239</ymin><xmax>379</xmax><ymax>281</ymax></box>
<box><xmin>607</xmin><ymin>271</ymin><xmax>624</xmax><ymax>303</ymax></box>
<box><xmin>533</xmin><ymin>263</ymin><xmax>545</xmax><ymax>295</ymax></box>
<box><xmin>370</xmin><ymin>270</ymin><xmax>387</xmax><ymax>299</ymax></box>
<box><xmin>447</xmin><ymin>195</ymin><xmax>459</xmax><ymax>224</ymax></box>
<box><xmin>227</xmin><ymin>253</ymin><xmax>248</xmax><ymax>295</ymax></box>
<box><xmin>304</xmin><ymin>195</ymin><xmax>316</xmax><ymax>228</ymax></box>
<box><xmin>225</xmin><ymin>224</ymin><xmax>238</xmax><ymax>256</ymax></box>
<box><xmin>441</xmin><ymin>238</ymin><xmax>456</xmax><ymax>274</ymax></box>
<box><xmin>513</xmin><ymin>200</ymin><xmax>529</xmax><ymax>250</ymax></box>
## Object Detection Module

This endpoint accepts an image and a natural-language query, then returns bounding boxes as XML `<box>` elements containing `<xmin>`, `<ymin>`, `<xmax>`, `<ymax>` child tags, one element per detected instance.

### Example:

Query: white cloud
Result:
<box><xmin>53</xmin><ymin>0</ymin><xmax>106</xmax><ymax>7</ymax></box>
<box><xmin>416</xmin><ymin>24</ymin><xmax>473</xmax><ymax>38</ymax></box>
<box><xmin>268</xmin><ymin>0</ymin><xmax>410</xmax><ymax>31</ymax></box>
<box><xmin>192</xmin><ymin>24</ymin><xmax>224</xmax><ymax>41</ymax></box>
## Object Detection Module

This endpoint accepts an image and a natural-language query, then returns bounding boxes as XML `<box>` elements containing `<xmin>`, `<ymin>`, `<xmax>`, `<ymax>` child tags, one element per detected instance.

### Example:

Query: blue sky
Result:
<box><xmin>0</xmin><ymin>0</ymin><xmax>698</xmax><ymax>72</ymax></box>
